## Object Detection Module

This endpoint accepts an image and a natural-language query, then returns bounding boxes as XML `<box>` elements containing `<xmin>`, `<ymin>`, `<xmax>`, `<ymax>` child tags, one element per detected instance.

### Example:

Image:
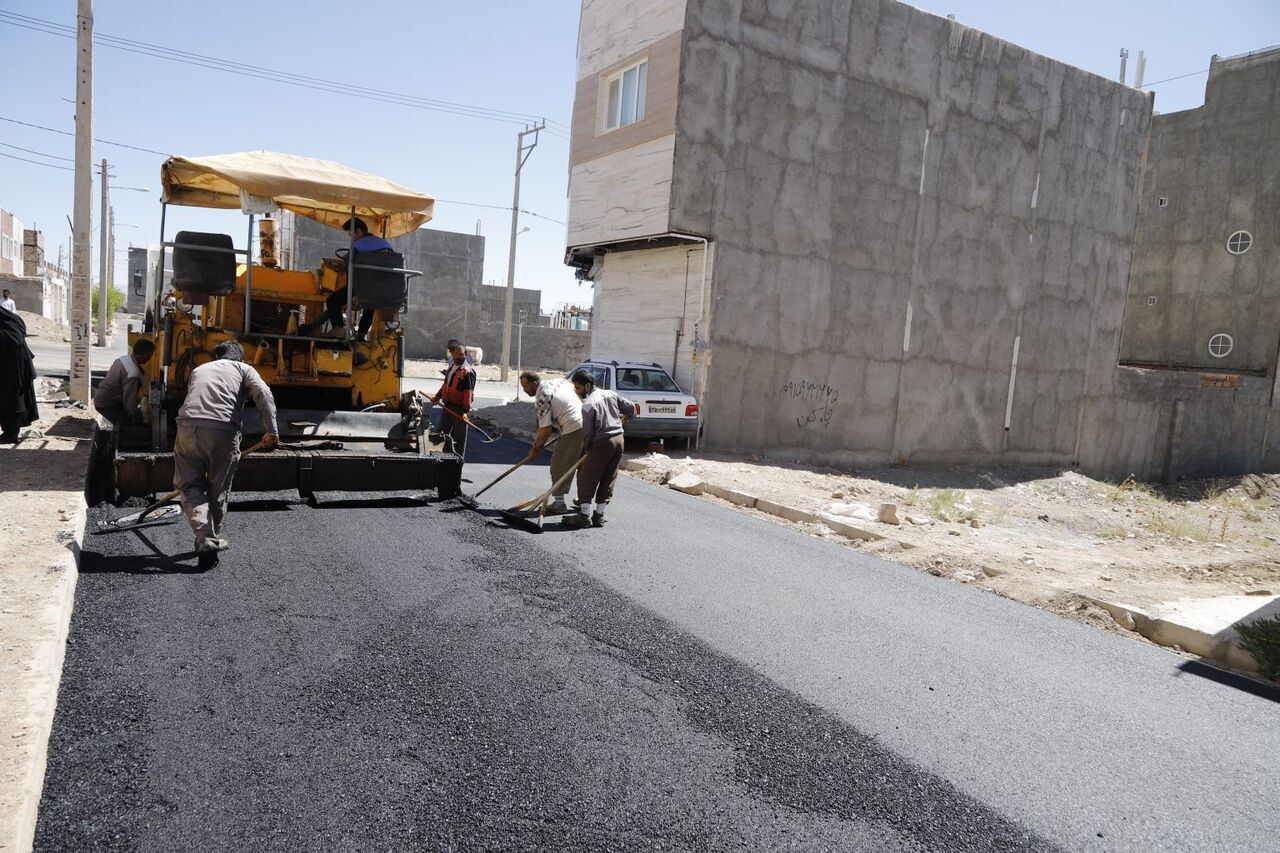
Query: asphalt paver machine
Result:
<box><xmin>107</xmin><ymin>151</ymin><xmax>460</xmax><ymax>502</ymax></box>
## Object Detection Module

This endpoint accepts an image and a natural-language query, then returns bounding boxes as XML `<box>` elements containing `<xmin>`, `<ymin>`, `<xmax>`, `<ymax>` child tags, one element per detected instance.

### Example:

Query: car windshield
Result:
<box><xmin>616</xmin><ymin>368</ymin><xmax>680</xmax><ymax>393</ymax></box>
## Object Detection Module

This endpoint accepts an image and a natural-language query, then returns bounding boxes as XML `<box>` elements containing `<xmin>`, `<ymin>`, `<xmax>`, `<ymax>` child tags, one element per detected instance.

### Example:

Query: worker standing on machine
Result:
<box><xmin>430</xmin><ymin>340</ymin><xmax>476</xmax><ymax>459</ymax></box>
<box><xmin>174</xmin><ymin>339</ymin><xmax>279</xmax><ymax>567</ymax></box>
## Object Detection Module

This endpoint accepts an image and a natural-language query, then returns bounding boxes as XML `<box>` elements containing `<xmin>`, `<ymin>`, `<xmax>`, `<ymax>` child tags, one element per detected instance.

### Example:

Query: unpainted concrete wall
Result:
<box><xmin>1119</xmin><ymin>50</ymin><xmax>1280</xmax><ymax>372</ymax></box>
<box><xmin>673</xmin><ymin>0</ymin><xmax>1152</xmax><ymax>469</ymax></box>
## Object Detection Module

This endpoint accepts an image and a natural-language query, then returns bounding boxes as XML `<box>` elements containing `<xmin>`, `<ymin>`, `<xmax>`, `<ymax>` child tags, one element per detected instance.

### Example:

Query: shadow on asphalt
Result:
<box><xmin>1175</xmin><ymin>660</ymin><xmax>1280</xmax><ymax>704</ymax></box>
<box><xmin>79</xmin><ymin>549</ymin><xmax>210</xmax><ymax>575</ymax></box>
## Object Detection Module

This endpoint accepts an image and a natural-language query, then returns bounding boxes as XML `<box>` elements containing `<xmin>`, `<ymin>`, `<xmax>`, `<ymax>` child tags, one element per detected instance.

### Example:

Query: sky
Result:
<box><xmin>0</xmin><ymin>1</ymin><xmax>1276</xmax><ymax>312</ymax></box>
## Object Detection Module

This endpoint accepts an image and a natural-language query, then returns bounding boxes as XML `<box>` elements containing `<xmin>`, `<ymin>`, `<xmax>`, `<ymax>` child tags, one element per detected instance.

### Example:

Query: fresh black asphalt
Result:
<box><xmin>36</xmin><ymin>435</ymin><xmax>1280</xmax><ymax>851</ymax></box>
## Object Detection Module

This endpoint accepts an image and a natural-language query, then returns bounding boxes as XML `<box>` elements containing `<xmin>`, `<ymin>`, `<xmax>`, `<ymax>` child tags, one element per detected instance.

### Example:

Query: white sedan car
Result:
<box><xmin>569</xmin><ymin>360</ymin><xmax>699</xmax><ymax>448</ymax></box>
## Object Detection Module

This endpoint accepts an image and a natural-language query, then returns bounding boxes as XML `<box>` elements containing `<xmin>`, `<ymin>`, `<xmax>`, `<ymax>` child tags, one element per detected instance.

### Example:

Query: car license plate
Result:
<box><xmin>647</xmin><ymin>404</ymin><xmax>677</xmax><ymax>415</ymax></box>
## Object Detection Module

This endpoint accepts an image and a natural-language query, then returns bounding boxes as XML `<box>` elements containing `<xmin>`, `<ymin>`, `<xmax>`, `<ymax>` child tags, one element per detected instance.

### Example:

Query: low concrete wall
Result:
<box><xmin>0</xmin><ymin>275</ymin><xmax>47</xmax><ymax>315</ymax></box>
<box><xmin>1079</xmin><ymin>367</ymin><xmax>1280</xmax><ymax>482</ymax></box>
<box><xmin>463</xmin><ymin>321</ymin><xmax>591</xmax><ymax>372</ymax></box>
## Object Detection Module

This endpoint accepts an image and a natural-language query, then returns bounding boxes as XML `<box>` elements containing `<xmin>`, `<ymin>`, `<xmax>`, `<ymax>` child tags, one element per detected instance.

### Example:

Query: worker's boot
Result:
<box><xmin>563</xmin><ymin>511</ymin><xmax>591</xmax><ymax>529</ymax></box>
<box><xmin>547</xmin><ymin>498</ymin><xmax>569</xmax><ymax>515</ymax></box>
<box><xmin>591</xmin><ymin>511</ymin><xmax>606</xmax><ymax>528</ymax></box>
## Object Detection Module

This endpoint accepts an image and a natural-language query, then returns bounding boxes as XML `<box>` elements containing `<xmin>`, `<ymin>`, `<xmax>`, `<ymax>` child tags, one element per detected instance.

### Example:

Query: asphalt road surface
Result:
<box><xmin>36</xmin><ymin>436</ymin><xmax>1280</xmax><ymax>851</ymax></box>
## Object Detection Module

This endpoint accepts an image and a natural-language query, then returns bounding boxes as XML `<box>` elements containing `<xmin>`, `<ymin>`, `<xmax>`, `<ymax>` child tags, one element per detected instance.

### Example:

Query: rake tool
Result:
<box><xmin>497</xmin><ymin>453</ymin><xmax>588</xmax><ymax>534</ymax></box>
<box><xmin>456</xmin><ymin>435</ymin><xmax>560</xmax><ymax>510</ymax></box>
<box><xmin>96</xmin><ymin>439</ymin><xmax>268</xmax><ymax>532</ymax></box>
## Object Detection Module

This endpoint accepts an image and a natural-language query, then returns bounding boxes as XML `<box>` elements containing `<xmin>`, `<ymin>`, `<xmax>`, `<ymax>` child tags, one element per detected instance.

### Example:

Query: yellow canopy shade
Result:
<box><xmin>160</xmin><ymin>150</ymin><xmax>434</xmax><ymax>238</ymax></box>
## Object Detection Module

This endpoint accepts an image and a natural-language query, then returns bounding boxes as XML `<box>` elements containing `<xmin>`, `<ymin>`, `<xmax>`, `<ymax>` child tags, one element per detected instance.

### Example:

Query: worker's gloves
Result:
<box><xmin>261</xmin><ymin>432</ymin><xmax>280</xmax><ymax>451</ymax></box>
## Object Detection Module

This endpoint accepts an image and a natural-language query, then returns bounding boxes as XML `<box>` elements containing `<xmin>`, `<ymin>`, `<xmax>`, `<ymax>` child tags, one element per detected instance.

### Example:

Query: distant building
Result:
<box><xmin>0</xmin><ymin>208</ymin><xmax>68</xmax><ymax>324</ymax></box>
<box><xmin>565</xmin><ymin>0</ymin><xmax>1280</xmax><ymax>481</ymax></box>
<box><xmin>0</xmin><ymin>207</ymin><xmax>25</xmax><ymax>276</ymax></box>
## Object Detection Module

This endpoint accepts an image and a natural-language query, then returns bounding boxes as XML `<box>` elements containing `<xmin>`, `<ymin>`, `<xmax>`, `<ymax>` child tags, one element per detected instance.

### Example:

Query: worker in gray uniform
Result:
<box><xmin>93</xmin><ymin>339</ymin><xmax>156</xmax><ymax>428</ymax></box>
<box><xmin>173</xmin><ymin>339</ymin><xmax>279</xmax><ymax>567</ymax></box>
<box><xmin>564</xmin><ymin>368</ymin><xmax>637</xmax><ymax>529</ymax></box>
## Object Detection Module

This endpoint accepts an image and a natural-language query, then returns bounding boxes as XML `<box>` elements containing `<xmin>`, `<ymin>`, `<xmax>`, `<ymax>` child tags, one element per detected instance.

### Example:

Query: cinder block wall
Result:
<box><xmin>672</xmin><ymin>0</ymin><xmax>1154</xmax><ymax>470</ymax></box>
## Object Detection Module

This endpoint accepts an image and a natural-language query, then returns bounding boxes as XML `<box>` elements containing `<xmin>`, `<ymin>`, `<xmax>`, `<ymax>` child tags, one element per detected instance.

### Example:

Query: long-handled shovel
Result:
<box><xmin>498</xmin><ymin>454</ymin><xmax>588</xmax><ymax>534</ymax></box>
<box><xmin>96</xmin><ymin>439</ymin><xmax>268</xmax><ymax>532</ymax></box>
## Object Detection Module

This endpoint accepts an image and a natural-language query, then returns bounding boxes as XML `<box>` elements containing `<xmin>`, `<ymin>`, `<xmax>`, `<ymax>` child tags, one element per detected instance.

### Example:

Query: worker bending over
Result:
<box><xmin>431</xmin><ymin>340</ymin><xmax>476</xmax><ymax>459</ymax></box>
<box><xmin>564</xmin><ymin>369</ymin><xmax>637</xmax><ymax>529</ymax></box>
<box><xmin>93</xmin><ymin>339</ymin><xmax>156</xmax><ymax>429</ymax></box>
<box><xmin>174</xmin><ymin>339</ymin><xmax>279</xmax><ymax>567</ymax></box>
<box><xmin>519</xmin><ymin>370</ymin><xmax>583</xmax><ymax>515</ymax></box>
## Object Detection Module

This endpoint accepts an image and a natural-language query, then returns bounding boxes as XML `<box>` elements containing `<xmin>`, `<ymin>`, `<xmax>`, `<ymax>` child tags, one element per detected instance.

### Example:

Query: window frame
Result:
<box><xmin>1226</xmin><ymin>230</ymin><xmax>1253</xmax><ymax>255</ymax></box>
<box><xmin>602</xmin><ymin>58</ymin><xmax>648</xmax><ymax>133</ymax></box>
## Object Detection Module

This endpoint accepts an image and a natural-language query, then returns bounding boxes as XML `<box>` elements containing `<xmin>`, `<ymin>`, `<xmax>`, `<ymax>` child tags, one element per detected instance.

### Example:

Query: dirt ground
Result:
<box><xmin>17</xmin><ymin>310</ymin><xmax>110</xmax><ymax>345</ymax></box>
<box><xmin>473</xmin><ymin>402</ymin><xmax>1280</xmax><ymax>636</ymax></box>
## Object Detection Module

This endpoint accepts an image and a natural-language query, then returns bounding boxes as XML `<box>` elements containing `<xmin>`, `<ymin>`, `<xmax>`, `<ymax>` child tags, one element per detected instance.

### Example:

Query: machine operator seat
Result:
<box><xmin>350</xmin><ymin>249</ymin><xmax>408</xmax><ymax>310</ymax></box>
<box><xmin>172</xmin><ymin>231</ymin><xmax>236</xmax><ymax>295</ymax></box>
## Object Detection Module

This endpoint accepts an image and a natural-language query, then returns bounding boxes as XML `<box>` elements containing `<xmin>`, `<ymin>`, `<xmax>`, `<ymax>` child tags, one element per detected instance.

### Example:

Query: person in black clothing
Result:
<box><xmin>0</xmin><ymin>306</ymin><xmax>38</xmax><ymax>443</ymax></box>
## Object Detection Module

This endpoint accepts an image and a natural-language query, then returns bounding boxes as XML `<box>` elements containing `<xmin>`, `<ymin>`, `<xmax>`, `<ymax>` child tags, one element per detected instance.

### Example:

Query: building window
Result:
<box><xmin>1147</xmin><ymin>296</ymin><xmax>1159</xmax><ymax>306</ymax></box>
<box><xmin>1226</xmin><ymin>230</ymin><xmax>1253</xmax><ymax>255</ymax></box>
<box><xmin>1157</xmin><ymin>196</ymin><xmax>1169</xmax><ymax>208</ymax></box>
<box><xmin>604</xmin><ymin>59</ymin><xmax>647</xmax><ymax>131</ymax></box>
<box><xmin>1208</xmin><ymin>333</ymin><xmax>1234</xmax><ymax>359</ymax></box>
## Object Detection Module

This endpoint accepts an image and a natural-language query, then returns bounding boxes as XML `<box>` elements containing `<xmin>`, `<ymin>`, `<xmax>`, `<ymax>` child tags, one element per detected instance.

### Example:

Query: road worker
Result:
<box><xmin>173</xmin><ymin>339</ymin><xmax>279</xmax><ymax>567</ymax></box>
<box><xmin>519</xmin><ymin>370</ymin><xmax>583</xmax><ymax>515</ymax></box>
<box><xmin>563</xmin><ymin>368</ymin><xmax>637</xmax><ymax>529</ymax></box>
<box><xmin>93</xmin><ymin>339</ymin><xmax>156</xmax><ymax>429</ymax></box>
<box><xmin>430</xmin><ymin>340</ymin><xmax>476</xmax><ymax>459</ymax></box>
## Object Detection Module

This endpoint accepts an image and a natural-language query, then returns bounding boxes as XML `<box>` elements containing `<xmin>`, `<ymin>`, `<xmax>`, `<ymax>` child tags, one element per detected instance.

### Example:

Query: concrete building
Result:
<box><xmin>0</xmin><ymin>221</ymin><xmax>69</xmax><ymax>324</ymax></box>
<box><xmin>565</xmin><ymin>0</ymin><xmax>1280</xmax><ymax>481</ymax></box>
<box><xmin>287</xmin><ymin>213</ymin><xmax>589</xmax><ymax>370</ymax></box>
<box><xmin>0</xmin><ymin>208</ymin><xmax>25</xmax><ymax>276</ymax></box>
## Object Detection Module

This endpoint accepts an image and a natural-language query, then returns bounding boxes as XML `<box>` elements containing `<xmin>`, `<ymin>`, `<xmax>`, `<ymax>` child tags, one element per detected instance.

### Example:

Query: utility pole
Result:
<box><xmin>70</xmin><ymin>0</ymin><xmax>93</xmax><ymax>400</ymax></box>
<box><xmin>96</xmin><ymin>158</ymin><xmax>109</xmax><ymax>346</ymax></box>
<box><xmin>499</xmin><ymin>122</ymin><xmax>544</xmax><ymax>383</ymax></box>
<box><xmin>107</xmin><ymin>204</ymin><xmax>115</xmax><ymax>298</ymax></box>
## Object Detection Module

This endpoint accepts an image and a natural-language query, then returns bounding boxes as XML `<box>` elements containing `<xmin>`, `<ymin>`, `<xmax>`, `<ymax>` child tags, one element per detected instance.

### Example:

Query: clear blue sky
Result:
<box><xmin>0</xmin><ymin>1</ymin><xmax>1275</xmax><ymax>311</ymax></box>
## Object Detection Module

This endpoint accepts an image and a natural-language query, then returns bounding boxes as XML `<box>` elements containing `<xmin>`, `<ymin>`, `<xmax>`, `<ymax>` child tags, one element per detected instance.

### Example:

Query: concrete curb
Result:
<box><xmin>1082</xmin><ymin>596</ymin><xmax>1263</xmax><ymax>674</ymax></box>
<box><xmin>703</xmin><ymin>483</ymin><xmax>758</xmax><ymax>507</ymax></box>
<box><xmin>0</xmin><ymin>443</ymin><xmax>88</xmax><ymax>853</ymax></box>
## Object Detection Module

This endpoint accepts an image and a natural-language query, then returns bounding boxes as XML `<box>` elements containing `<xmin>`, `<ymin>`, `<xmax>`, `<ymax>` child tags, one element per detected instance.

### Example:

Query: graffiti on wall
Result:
<box><xmin>782</xmin><ymin>378</ymin><xmax>839</xmax><ymax>430</ymax></box>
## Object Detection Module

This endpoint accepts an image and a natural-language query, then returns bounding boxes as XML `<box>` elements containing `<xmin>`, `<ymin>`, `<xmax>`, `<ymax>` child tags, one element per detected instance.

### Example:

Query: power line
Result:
<box><xmin>434</xmin><ymin>198</ymin><xmax>566</xmax><ymax>225</ymax></box>
<box><xmin>0</xmin><ymin>112</ymin><xmax>568</xmax><ymax>225</ymax></box>
<box><xmin>0</xmin><ymin>11</ymin><xmax>570</xmax><ymax>134</ymax></box>
<box><xmin>0</xmin><ymin>113</ymin><xmax>170</xmax><ymax>156</ymax></box>
<box><xmin>0</xmin><ymin>138</ymin><xmax>75</xmax><ymax>161</ymax></box>
<box><xmin>0</xmin><ymin>150</ymin><xmax>73</xmax><ymax>171</ymax></box>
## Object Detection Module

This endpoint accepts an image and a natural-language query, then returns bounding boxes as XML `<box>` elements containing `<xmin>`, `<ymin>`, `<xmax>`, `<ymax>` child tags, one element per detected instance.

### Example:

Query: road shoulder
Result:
<box><xmin>0</xmin><ymin>402</ymin><xmax>94</xmax><ymax>853</ymax></box>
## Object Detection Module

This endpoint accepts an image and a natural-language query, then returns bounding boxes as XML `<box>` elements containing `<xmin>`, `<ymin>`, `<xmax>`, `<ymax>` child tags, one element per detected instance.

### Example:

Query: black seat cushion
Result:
<box><xmin>173</xmin><ymin>231</ymin><xmax>236</xmax><ymax>296</ymax></box>
<box><xmin>351</xmin><ymin>249</ymin><xmax>407</xmax><ymax>309</ymax></box>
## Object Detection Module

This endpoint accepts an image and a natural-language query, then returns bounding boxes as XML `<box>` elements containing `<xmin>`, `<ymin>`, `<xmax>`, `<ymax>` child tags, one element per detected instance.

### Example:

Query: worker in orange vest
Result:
<box><xmin>430</xmin><ymin>340</ymin><xmax>476</xmax><ymax>458</ymax></box>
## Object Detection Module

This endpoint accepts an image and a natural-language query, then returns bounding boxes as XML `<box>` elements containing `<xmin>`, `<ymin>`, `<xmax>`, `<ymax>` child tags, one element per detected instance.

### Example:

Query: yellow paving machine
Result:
<box><xmin>104</xmin><ymin>151</ymin><xmax>460</xmax><ymax>502</ymax></box>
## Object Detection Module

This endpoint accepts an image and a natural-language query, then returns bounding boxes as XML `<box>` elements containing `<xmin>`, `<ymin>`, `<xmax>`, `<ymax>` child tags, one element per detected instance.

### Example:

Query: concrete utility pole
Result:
<box><xmin>1118</xmin><ymin>48</ymin><xmax>1129</xmax><ymax>85</ymax></box>
<box><xmin>70</xmin><ymin>0</ymin><xmax>93</xmax><ymax>400</ymax></box>
<box><xmin>498</xmin><ymin>122</ymin><xmax>544</xmax><ymax>383</ymax></box>
<box><xmin>96</xmin><ymin>158</ymin><xmax>109</xmax><ymax>346</ymax></box>
<box><xmin>107</xmin><ymin>204</ymin><xmax>115</xmax><ymax>296</ymax></box>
